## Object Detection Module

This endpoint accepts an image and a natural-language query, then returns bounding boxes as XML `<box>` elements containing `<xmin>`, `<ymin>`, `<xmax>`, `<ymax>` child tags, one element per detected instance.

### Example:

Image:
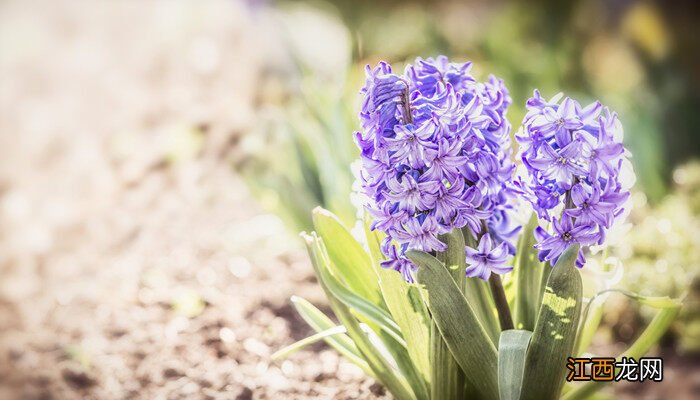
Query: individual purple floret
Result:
<box><xmin>517</xmin><ymin>90</ymin><xmax>631</xmax><ymax>267</ymax></box>
<box><xmin>355</xmin><ymin>56</ymin><xmax>518</xmax><ymax>282</ymax></box>
<box><xmin>465</xmin><ymin>234</ymin><xmax>513</xmax><ymax>280</ymax></box>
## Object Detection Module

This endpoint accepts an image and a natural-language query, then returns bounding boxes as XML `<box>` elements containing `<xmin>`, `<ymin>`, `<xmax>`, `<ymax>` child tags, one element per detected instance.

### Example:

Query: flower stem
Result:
<box><xmin>488</xmin><ymin>273</ymin><xmax>514</xmax><ymax>331</ymax></box>
<box><xmin>478</xmin><ymin>219</ymin><xmax>514</xmax><ymax>331</ymax></box>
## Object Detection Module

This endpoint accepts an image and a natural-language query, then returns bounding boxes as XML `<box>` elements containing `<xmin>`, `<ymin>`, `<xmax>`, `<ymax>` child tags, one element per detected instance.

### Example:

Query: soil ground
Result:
<box><xmin>0</xmin><ymin>2</ymin><xmax>385</xmax><ymax>399</ymax></box>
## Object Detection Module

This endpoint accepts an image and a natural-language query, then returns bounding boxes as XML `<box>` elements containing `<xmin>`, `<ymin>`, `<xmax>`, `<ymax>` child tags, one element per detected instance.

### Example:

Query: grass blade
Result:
<box><xmin>520</xmin><ymin>245</ymin><xmax>582</xmax><ymax>400</ymax></box>
<box><xmin>290</xmin><ymin>296</ymin><xmax>372</xmax><ymax>376</ymax></box>
<box><xmin>574</xmin><ymin>295</ymin><xmax>607</xmax><ymax>356</ymax></box>
<box><xmin>272</xmin><ymin>325</ymin><xmax>348</xmax><ymax>360</ymax></box>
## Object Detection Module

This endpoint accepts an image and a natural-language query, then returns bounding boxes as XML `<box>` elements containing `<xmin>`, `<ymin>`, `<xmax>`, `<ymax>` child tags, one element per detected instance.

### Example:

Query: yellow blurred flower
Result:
<box><xmin>622</xmin><ymin>3</ymin><xmax>671</xmax><ymax>61</ymax></box>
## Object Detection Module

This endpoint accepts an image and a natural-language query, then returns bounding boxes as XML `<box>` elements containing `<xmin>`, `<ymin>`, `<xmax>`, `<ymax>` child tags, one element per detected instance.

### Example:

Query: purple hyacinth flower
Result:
<box><xmin>454</xmin><ymin>185</ymin><xmax>490</xmax><ymax>238</ymax></box>
<box><xmin>380</xmin><ymin>238</ymin><xmax>416</xmax><ymax>283</ymax></box>
<box><xmin>577</xmin><ymin>111</ymin><xmax>625</xmax><ymax>177</ymax></box>
<box><xmin>423</xmin><ymin>138</ymin><xmax>467</xmax><ymax>181</ymax></box>
<box><xmin>465</xmin><ymin>233</ymin><xmax>512</xmax><ymax>280</ymax></box>
<box><xmin>387</xmin><ymin>123</ymin><xmax>437</xmax><ymax>169</ymax></box>
<box><xmin>565</xmin><ymin>183</ymin><xmax>618</xmax><ymax>228</ymax></box>
<box><xmin>530</xmin><ymin>97</ymin><xmax>583</xmax><ymax>147</ymax></box>
<box><xmin>432</xmin><ymin>177</ymin><xmax>468</xmax><ymax>222</ymax></box>
<box><xmin>393</xmin><ymin>216</ymin><xmax>447</xmax><ymax>252</ymax></box>
<box><xmin>526</xmin><ymin>140</ymin><xmax>587</xmax><ymax>188</ymax></box>
<box><xmin>384</xmin><ymin>173</ymin><xmax>438</xmax><ymax>214</ymax></box>
<box><xmin>518</xmin><ymin>91</ymin><xmax>633</xmax><ymax>269</ymax></box>
<box><xmin>535</xmin><ymin>215</ymin><xmax>598</xmax><ymax>264</ymax></box>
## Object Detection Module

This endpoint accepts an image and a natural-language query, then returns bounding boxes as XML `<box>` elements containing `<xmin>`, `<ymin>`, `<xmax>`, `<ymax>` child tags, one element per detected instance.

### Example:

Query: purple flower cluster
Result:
<box><xmin>355</xmin><ymin>56</ymin><xmax>518</xmax><ymax>282</ymax></box>
<box><xmin>517</xmin><ymin>90</ymin><xmax>631</xmax><ymax>267</ymax></box>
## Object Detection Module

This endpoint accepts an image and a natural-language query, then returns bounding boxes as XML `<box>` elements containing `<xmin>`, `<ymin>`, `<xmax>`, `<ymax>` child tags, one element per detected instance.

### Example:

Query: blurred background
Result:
<box><xmin>0</xmin><ymin>0</ymin><xmax>697</xmax><ymax>399</ymax></box>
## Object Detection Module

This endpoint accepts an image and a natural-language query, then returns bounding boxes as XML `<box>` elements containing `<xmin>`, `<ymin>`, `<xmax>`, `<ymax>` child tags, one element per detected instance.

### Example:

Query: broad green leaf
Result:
<box><xmin>520</xmin><ymin>244</ymin><xmax>582</xmax><ymax>400</ymax></box>
<box><xmin>563</xmin><ymin>293</ymin><xmax>682</xmax><ymax>400</ymax></box>
<box><xmin>272</xmin><ymin>325</ymin><xmax>348</xmax><ymax>360</ymax></box>
<box><xmin>365</xmin><ymin>217</ymin><xmax>430</xmax><ymax>399</ymax></box>
<box><xmin>312</xmin><ymin>208</ymin><xmax>385</xmax><ymax>310</ymax></box>
<box><xmin>432</xmin><ymin>230</ymin><xmax>467</xmax><ymax>400</ymax></box>
<box><xmin>498</xmin><ymin>329</ymin><xmax>533</xmax><ymax>400</ymax></box>
<box><xmin>408</xmin><ymin>249</ymin><xmax>499</xmax><ymax>400</ymax></box>
<box><xmin>290</xmin><ymin>296</ymin><xmax>372</xmax><ymax>376</ymax></box>
<box><xmin>304</xmin><ymin>233</ymin><xmax>416</xmax><ymax>400</ymax></box>
<box><xmin>514</xmin><ymin>214</ymin><xmax>548</xmax><ymax>331</ymax></box>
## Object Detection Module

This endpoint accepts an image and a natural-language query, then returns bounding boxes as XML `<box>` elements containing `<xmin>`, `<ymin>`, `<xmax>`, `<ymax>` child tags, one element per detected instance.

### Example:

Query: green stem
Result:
<box><xmin>476</xmin><ymin>220</ymin><xmax>514</xmax><ymax>332</ymax></box>
<box><xmin>489</xmin><ymin>273</ymin><xmax>514</xmax><ymax>331</ymax></box>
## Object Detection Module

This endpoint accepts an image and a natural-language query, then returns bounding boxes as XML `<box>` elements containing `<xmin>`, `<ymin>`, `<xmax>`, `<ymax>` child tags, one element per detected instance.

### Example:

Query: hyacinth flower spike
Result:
<box><xmin>518</xmin><ymin>90</ymin><xmax>632</xmax><ymax>267</ymax></box>
<box><xmin>354</xmin><ymin>57</ymin><xmax>518</xmax><ymax>283</ymax></box>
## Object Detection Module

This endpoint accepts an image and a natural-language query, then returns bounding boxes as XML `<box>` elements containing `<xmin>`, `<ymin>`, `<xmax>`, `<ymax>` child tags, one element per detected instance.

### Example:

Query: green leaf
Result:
<box><xmin>314</xmin><ymin>255</ymin><xmax>406</xmax><ymax>347</ymax></box>
<box><xmin>272</xmin><ymin>325</ymin><xmax>348</xmax><ymax>360</ymax></box>
<box><xmin>562</xmin><ymin>292</ymin><xmax>682</xmax><ymax>400</ymax></box>
<box><xmin>381</xmin><ymin>331</ymin><xmax>430</xmax><ymax>400</ymax></box>
<box><xmin>365</xmin><ymin>216</ymin><xmax>431</xmax><ymax>399</ymax></box>
<box><xmin>498</xmin><ymin>329</ymin><xmax>533</xmax><ymax>400</ymax></box>
<box><xmin>520</xmin><ymin>244</ymin><xmax>582</xmax><ymax>400</ymax></box>
<box><xmin>312</xmin><ymin>208</ymin><xmax>385</xmax><ymax>309</ymax></box>
<box><xmin>363</xmin><ymin>215</ymin><xmax>385</xmax><ymax>273</ymax></box>
<box><xmin>430</xmin><ymin>322</ymin><xmax>464</xmax><ymax>399</ymax></box>
<box><xmin>437</xmin><ymin>230</ymin><xmax>466</xmax><ymax>285</ymax></box>
<box><xmin>514</xmin><ymin>213</ymin><xmax>549</xmax><ymax>331</ymax></box>
<box><xmin>289</xmin><ymin>296</ymin><xmax>372</xmax><ymax>376</ymax></box>
<box><xmin>431</xmin><ymin>230</ymin><xmax>467</xmax><ymax>400</ymax></box>
<box><xmin>408</xmin><ymin>249</ymin><xmax>499</xmax><ymax>400</ymax></box>
<box><xmin>303</xmin><ymin>233</ymin><xmax>416</xmax><ymax>400</ymax></box>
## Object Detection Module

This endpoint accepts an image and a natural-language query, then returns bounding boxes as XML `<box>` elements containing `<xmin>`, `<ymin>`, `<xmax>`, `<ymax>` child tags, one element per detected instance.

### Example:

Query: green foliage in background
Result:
<box><xmin>609</xmin><ymin>161</ymin><xmax>700</xmax><ymax>353</ymax></box>
<box><xmin>236</xmin><ymin>73</ymin><xmax>359</xmax><ymax>231</ymax></box>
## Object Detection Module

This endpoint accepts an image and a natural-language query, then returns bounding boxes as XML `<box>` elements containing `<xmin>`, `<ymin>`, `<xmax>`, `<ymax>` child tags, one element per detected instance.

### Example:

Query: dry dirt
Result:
<box><xmin>0</xmin><ymin>1</ymin><xmax>386</xmax><ymax>399</ymax></box>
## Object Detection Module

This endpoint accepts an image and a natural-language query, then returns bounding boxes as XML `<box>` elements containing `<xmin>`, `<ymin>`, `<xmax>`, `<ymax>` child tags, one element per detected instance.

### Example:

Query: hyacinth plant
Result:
<box><xmin>274</xmin><ymin>57</ymin><xmax>682</xmax><ymax>400</ymax></box>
